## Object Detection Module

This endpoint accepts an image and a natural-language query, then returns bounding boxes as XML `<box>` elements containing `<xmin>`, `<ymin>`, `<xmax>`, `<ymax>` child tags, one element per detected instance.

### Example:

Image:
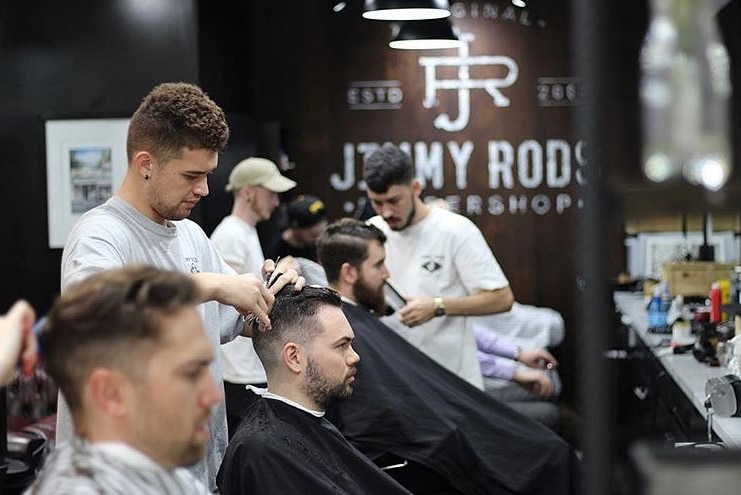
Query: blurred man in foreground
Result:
<box><xmin>27</xmin><ymin>266</ymin><xmax>220</xmax><ymax>494</ymax></box>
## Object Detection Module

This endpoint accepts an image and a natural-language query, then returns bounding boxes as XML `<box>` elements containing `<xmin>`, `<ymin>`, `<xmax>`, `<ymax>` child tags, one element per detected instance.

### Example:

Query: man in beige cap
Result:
<box><xmin>211</xmin><ymin>157</ymin><xmax>297</xmax><ymax>436</ymax></box>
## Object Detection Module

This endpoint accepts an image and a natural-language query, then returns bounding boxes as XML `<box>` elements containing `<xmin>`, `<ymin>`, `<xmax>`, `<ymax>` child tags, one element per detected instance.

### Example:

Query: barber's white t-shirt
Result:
<box><xmin>369</xmin><ymin>207</ymin><xmax>509</xmax><ymax>389</ymax></box>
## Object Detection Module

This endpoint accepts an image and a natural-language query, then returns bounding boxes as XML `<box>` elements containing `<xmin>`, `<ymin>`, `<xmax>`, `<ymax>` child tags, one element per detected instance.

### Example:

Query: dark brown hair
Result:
<box><xmin>252</xmin><ymin>285</ymin><xmax>342</xmax><ymax>371</ymax></box>
<box><xmin>317</xmin><ymin>218</ymin><xmax>386</xmax><ymax>284</ymax></box>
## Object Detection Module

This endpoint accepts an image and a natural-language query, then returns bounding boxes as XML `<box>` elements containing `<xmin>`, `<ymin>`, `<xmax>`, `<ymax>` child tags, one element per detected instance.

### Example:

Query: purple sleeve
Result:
<box><xmin>477</xmin><ymin>351</ymin><xmax>517</xmax><ymax>380</ymax></box>
<box><xmin>473</xmin><ymin>324</ymin><xmax>518</xmax><ymax>359</ymax></box>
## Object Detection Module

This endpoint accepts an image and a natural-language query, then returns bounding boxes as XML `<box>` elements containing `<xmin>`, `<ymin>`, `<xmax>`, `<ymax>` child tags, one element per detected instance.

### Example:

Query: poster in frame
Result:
<box><xmin>45</xmin><ymin>119</ymin><xmax>130</xmax><ymax>248</ymax></box>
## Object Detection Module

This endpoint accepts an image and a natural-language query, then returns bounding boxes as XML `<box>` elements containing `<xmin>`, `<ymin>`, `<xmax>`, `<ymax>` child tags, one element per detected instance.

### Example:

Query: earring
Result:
<box><xmin>144</xmin><ymin>174</ymin><xmax>150</xmax><ymax>181</ymax></box>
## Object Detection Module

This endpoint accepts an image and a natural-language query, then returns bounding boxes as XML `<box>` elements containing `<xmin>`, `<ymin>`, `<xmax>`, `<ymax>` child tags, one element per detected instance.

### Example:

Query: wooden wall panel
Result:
<box><xmin>0</xmin><ymin>0</ymin><xmax>199</xmax><ymax>314</ymax></box>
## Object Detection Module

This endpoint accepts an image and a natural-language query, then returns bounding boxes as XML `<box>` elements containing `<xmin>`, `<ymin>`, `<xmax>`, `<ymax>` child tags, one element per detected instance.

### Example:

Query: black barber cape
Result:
<box><xmin>216</xmin><ymin>396</ymin><xmax>412</xmax><ymax>495</ymax></box>
<box><xmin>325</xmin><ymin>303</ymin><xmax>579</xmax><ymax>495</ymax></box>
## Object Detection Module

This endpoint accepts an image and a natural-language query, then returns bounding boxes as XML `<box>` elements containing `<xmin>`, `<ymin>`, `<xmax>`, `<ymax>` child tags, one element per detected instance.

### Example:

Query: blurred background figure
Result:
<box><xmin>212</xmin><ymin>157</ymin><xmax>296</xmax><ymax>274</ymax></box>
<box><xmin>265</xmin><ymin>194</ymin><xmax>327</xmax><ymax>262</ymax></box>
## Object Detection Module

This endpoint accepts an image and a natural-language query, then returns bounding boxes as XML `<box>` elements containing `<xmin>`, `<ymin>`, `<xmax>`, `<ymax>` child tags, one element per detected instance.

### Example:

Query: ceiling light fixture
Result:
<box><xmin>389</xmin><ymin>18</ymin><xmax>462</xmax><ymax>50</ymax></box>
<box><xmin>363</xmin><ymin>0</ymin><xmax>451</xmax><ymax>21</ymax></box>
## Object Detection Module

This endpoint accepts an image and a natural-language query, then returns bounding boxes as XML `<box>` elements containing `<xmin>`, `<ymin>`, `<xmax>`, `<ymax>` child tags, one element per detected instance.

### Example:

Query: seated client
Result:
<box><xmin>216</xmin><ymin>284</ymin><xmax>411</xmax><ymax>495</ymax></box>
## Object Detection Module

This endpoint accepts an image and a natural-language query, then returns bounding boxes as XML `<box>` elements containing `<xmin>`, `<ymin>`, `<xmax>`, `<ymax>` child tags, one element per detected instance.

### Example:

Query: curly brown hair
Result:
<box><xmin>127</xmin><ymin>82</ymin><xmax>230</xmax><ymax>163</ymax></box>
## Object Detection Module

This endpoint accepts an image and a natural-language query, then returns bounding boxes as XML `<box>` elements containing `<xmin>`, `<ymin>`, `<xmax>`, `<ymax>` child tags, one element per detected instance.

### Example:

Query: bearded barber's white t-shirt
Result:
<box><xmin>368</xmin><ymin>206</ymin><xmax>509</xmax><ymax>390</ymax></box>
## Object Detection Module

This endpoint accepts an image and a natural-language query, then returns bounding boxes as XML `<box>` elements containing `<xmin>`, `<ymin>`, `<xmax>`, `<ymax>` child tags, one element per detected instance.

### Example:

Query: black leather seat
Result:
<box><xmin>375</xmin><ymin>453</ymin><xmax>463</xmax><ymax>495</ymax></box>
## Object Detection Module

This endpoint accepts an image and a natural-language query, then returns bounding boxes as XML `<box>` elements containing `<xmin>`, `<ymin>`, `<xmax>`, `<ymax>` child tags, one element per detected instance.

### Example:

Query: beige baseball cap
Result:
<box><xmin>225</xmin><ymin>157</ymin><xmax>297</xmax><ymax>193</ymax></box>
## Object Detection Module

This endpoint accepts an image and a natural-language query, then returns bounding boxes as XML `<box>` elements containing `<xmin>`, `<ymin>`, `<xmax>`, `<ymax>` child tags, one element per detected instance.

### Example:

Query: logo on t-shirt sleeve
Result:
<box><xmin>185</xmin><ymin>256</ymin><xmax>202</xmax><ymax>274</ymax></box>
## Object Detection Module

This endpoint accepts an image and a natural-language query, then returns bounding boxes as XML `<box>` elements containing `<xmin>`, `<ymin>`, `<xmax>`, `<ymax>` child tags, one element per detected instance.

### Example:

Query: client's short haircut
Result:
<box><xmin>317</xmin><ymin>218</ymin><xmax>386</xmax><ymax>284</ymax></box>
<box><xmin>252</xmin><ymin>285</ymin><xmax>342</xmax><ymax>372</ymax></box>
<box><xmin>40</xmin><ymin>266</ymin><xmax>199</xmax><ymax>414</ymax></box>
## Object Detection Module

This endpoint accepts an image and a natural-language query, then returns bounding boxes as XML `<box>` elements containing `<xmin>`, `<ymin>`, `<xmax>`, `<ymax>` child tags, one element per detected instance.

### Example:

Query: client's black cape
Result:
<box><xmin>217</xmin><ymin>396</ymin><xmax>412</xmax><ymax>495</ymax></box>
<box><xmin>326</xmin><ymin>303</ymin><xmax>579</xmax><ymax>495</ymax></box>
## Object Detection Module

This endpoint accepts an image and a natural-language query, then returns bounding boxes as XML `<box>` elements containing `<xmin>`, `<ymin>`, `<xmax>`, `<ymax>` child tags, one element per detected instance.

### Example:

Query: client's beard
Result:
<box><xmin>302</xmin><ymin>357</ymin><xmax>355</xmax><ymax>410</ymax></box>
<box><xmin>353</xmin><ymin>279</ymin><xmax>387</xmax><ymax>315</ymax></box>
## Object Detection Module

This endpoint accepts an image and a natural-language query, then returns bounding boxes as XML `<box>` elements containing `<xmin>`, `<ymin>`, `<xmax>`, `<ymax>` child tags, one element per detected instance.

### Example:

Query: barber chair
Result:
<box><xmin>3</xmin><ymin>388</ymin><xmax>40</xmax><ymax>495</ymax></box>
<box><xmin>2</xmin><ymin>458</ymin><xmax>36</xmax><ymax>495</ymax></box>
<box><xmin>376</xmin><ymin>453</ymin><xmax>463</xmax><ymax>495</ymax></box>
<box><xmin>1</xmin><ymin>388</ymin><xmax>7</xmax><ymax>491</ymax></box>
<box><xmin>2</xmin><ymin>357</ymin><xmax>57</xmax><ymax>495</ymax></box>
<box><xmin>2</xmin><ymin>416</ymin><xmax>53</xmax><ymax>495</ymax></box>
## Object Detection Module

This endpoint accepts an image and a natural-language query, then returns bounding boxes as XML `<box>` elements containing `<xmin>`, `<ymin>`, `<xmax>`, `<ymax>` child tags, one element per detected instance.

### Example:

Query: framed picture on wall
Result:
<box><xmin>45</xmin><ymin>119</ymin><xmax>130</xmax><ymax>248</ymax></box>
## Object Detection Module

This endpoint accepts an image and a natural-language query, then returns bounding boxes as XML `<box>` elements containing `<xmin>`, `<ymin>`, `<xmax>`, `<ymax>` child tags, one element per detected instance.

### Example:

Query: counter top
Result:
<box><xmin>614</xmin><ymin>291</ymin><xmax>741</xmax><ymax>448</ymax></box>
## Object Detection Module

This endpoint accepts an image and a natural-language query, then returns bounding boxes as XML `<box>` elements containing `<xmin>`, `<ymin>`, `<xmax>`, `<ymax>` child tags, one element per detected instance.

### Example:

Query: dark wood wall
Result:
<box><xmin>0</xmin><ymin>0</ymin><xmax>199</xmax><ymax>314</ymax></box>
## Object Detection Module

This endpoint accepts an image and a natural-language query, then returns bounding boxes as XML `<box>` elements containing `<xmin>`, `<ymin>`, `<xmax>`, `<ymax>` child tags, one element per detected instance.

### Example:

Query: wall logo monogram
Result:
<box><xmin>419</xmin><ymin>33</ymin><xmax>518</xmax><ymax>132</ymax></box>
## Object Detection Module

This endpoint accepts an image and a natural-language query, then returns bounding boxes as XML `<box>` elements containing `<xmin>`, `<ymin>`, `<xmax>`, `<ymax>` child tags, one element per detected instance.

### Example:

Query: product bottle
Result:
<box><xmin>660</xmin><ymin>283</ymin><xmax>672</xmax><ymax>315</ymax></box>
<box><xmin>648</xmin><ymin>285</ymin><xmax>667</xmax><ymax>329</ymax></box>
<box><xmin>727</xmin><ymin>335</ymin><xmax>741</xmax><ymax>376</ymax></box>
<box><xmin>731</xmin><ymin>266</ymin><xmax>741</xmax><ymax>304</ymax></box>
<box><xmin>710</xmin><ymin>282</ymin><xmax>722</xmax><ymax>323</ymax></box>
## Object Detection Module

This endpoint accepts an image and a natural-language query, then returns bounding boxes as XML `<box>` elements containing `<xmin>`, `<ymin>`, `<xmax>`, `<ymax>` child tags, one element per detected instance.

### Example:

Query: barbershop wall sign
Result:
<box><xmin>319</xmin><ymin>0</ymin><xmax>580</xmax><ymax>219</ymax></box>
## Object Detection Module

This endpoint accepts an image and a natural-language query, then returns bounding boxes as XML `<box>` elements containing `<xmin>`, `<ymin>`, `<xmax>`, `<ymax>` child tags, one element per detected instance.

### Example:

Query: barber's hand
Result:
<box><xmin>205</xmin><ymin>273</ymin><xmax>274</xmax><ymax>329</ymax></box>
<box><xmin>0</xmin><ymin>300</ymin><xmax>38</xmax><ymax>387</ymax></box>
<box><xmin>513</xmin><ymin>368</ymin><xmax>554</xmax><ymax>399</ymax></box>
<box><xmin>263</xmin><ymin>258</ymin><xmax>306</xmax><ymax>293</ymax></box>
<box><xmin>516</xmin><ymin>348</ymin><xmax>558</xmax><ymax>370</ymax></box>
<box><xmin>276</xmin><ymin>256</ymin><xmax>302</xmax><ymax>276</ymax></box>
<box><xmin>398</xmin><ymin>297</ymin><xmax>436</xmax><ymax>328</ymax></box>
